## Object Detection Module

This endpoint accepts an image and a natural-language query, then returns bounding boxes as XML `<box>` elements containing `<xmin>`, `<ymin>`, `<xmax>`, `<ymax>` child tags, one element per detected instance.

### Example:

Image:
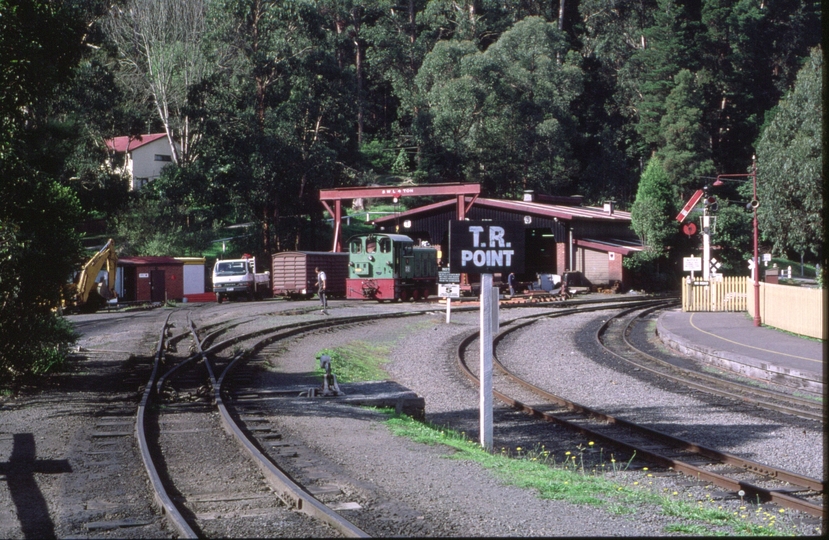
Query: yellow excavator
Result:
<box><xmin>73</xmin><ymin>239</ymin><xmax>118</xmax><ymax>313</ymax></box>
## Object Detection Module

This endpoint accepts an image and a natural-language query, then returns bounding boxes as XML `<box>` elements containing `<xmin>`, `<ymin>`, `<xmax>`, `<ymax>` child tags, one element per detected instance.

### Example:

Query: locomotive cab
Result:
<box><xmin>348</xmin><ymin>234</ymin><xmax>397</xmax><ymax>278</ymax></box>
<box><xmin>346</xmin><ymin>233</ymin><xmax>437</xmax><ymax>301</ymax></box>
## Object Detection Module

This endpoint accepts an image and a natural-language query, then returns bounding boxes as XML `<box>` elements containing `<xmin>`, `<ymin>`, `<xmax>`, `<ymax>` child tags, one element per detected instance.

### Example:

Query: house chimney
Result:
<box><xmin>603</xmin><ymin>201</ymin><xmax>615</xmax><ymax>215</ymax></box>
<box><xmin>523</xmin><ymin>190</ymin><xmax>535</xmax><ymax>202</ymax></box>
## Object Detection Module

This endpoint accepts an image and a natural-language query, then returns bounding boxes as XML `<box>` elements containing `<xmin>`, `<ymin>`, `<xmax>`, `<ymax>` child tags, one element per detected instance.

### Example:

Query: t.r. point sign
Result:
<box><xmin>449</xmin><ymin>221</ymin><xmax>525</xmax><ymax>274</ymax></box>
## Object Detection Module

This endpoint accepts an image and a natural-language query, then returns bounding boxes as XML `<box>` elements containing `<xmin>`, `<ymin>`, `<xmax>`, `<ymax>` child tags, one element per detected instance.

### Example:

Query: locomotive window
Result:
<box><xmin>366</xmin><ymin>239</ymin><xmax>376</xmax><ymax>253</ymax></box>
<box><xmin>350</xmin><ymin>239</ymin><xmax>362</xmax><ymax>253</ymax></box>
<box><xmin>379</xmin><ymin>238</ymin><xmax>391</xmax><ymax>253</ymax></box>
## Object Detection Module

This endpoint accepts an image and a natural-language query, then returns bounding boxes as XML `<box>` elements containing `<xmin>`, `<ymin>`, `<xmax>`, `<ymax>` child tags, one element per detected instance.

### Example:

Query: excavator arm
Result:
<box><xmin>76</xmin><ymin>239</ymin><xmax>117</xmax><ymax>306</ymax></box>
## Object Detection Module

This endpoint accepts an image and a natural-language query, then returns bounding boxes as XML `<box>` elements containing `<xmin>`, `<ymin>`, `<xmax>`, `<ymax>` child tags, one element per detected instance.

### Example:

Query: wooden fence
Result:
<box><xmin>682</xmin><ymin>276</ymin><xmax>747</xmax><ymax>312</ymax></box>
<box><xmin>683</xmin><ymin>276</ymin><xmax>826</xmax><ymax>339</ymax></box>
<box><xmin>747</xmin><ymin>278</ymin><xmax>827</xmax><ymax>340</ymax></box>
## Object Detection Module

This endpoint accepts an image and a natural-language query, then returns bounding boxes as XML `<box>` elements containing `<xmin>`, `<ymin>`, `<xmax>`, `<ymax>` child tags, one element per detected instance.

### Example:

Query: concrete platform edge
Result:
<box><xmin>656</xmin><ymin>315</ymin><xmax>824</xmax><ymax>396</ymax></box>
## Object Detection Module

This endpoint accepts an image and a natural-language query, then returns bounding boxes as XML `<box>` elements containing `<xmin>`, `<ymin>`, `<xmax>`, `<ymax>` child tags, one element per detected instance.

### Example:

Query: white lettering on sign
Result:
<box><xmin>460</xmin><ymin>226</ymin><xmax>514</xmax><ymax>268</ymax></box>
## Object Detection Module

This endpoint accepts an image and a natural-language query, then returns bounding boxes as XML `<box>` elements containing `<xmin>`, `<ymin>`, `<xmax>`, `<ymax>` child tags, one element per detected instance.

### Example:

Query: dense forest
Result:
<box><xmin>0</xmin><ymin>0</ymin><xmax>823</xmax><ymax>380</ymax></box>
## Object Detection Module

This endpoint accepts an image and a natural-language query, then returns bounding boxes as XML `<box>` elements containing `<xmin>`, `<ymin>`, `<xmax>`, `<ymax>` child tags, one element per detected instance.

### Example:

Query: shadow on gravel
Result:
<box><xmin>0</xmin><ymin>433</ymin><xmax>71</xmax><ymax>539</ymax></box>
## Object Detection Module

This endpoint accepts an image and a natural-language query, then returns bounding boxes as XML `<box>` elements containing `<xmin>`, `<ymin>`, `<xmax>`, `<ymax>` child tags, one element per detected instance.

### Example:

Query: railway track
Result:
<box><xmin>136</xmin><ymin>309</ymin><xmax>375</xmax><ymax>538</ymax></box>
<box><xmin>596</xmin><ymin>304</ymin><xmax>824</xmax><ymax>421</ymax></box>
<box><xmin>454</xmin><ymin>299</ymin><xmax>825</xmax><ymax>520</ymax></box>
<box><xmin>134</xmin><ymin>303</ymin><xmax>447</xmax><ymax>538</ymax></box>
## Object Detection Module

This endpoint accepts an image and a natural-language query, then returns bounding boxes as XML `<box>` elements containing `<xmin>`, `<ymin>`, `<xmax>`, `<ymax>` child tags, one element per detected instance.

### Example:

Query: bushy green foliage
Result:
<box><xmin>656</xmin><ymin>70</ymin><xmax>716</xmax><ymax>190</ymax></box>
<box><xmin>0</xmin><ymin>0</ymin><xmax>103</xmax><ymax>383</ymax></box>
<box><xmin>414</xmin><ymin>17</ymin><xmax>583</xmax><ymax>196</ymax></box>
<box><xmin>630</xmin><ymin>158</ymin><xmax>678</xmax><ymax>259</ymax></box>
<box><xmin>709</xmin><ymin>203</ymin><xmax>753</xmax><ymax>274</ymax></box>
<box><xmin>0</xmin><ymin>0</ymin><xmax>822</xmax><ymax>379</ymax></box>
<box><xmin>0</xmin><ymin>222</ymin><xmax>79</xmax><ymax>384</ymax></box>
<box><xmin>755</xmin><ymin>46</ymin><xmax>823</xmax><ymax>261</ymax></box>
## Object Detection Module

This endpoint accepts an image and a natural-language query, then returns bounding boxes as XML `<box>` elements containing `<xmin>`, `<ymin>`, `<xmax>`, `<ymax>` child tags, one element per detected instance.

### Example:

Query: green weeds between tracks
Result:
<box><xmin>314</xmin><ymin>341</ymin><xmax>391</xmax><ymax>383</ymax></box>
<box><xmin>381</xmin><ymin>413</ymin><xmax>815</xmax><ymax>536</ymax></box>
<box><xmin>315</xmin><ymin>339</ymin><xmax>818</xmax><ymax>535</ymax></box>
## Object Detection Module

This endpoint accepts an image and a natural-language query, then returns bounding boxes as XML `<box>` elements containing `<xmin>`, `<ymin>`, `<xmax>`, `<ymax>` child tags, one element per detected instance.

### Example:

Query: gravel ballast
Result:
<box><xmin>0</xmin><ymin>299</ymin><xmax>823</xmax><ymax>537</ymax></box>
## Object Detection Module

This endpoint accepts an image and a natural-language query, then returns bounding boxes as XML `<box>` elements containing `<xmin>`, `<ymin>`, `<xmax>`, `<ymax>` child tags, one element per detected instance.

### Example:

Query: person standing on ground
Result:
<box><xmin>315</xmin><ymin>267</ymin><xmax>328</xmax><ymax>313</ymax></box>
<box><xmin>507</xmin><ymin>272</ymin><xmax>516</xmax><ymax>297</ymax></box>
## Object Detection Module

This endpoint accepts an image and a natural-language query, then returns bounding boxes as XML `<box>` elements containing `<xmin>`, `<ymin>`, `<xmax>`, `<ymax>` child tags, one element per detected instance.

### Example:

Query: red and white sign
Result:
<box><xmin>676</xmin><ymin>190</ymin><xmax>704</xmax><ymax>222</ymax></box>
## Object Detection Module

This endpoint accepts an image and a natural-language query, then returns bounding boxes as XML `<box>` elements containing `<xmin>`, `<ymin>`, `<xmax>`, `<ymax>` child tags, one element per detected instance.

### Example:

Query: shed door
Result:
<box><xmin>122</xmin><ymin>267</ymin><xmax>137</xmax><ymax>302</ymax></box>
<box><xmin>582</xmin><ymin>248</ymin><xmax>608</xmax><ymax>285</ymax></box>
<box><xmin>150</xmin><ymin>270</ymin><xmax>166</xmax><ymax>302</ymax></box>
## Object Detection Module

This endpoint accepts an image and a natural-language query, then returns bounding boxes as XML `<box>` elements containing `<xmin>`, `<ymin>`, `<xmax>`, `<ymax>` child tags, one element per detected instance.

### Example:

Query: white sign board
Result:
<box><xmin>438</xmin><ymin>284</ymin><xmax>460</xmax><ymax>298</ymax></box>
<box><xmin>683</xmin><ymin>256</ymin><xmax>702</xmax><ymax>271</ymax></box>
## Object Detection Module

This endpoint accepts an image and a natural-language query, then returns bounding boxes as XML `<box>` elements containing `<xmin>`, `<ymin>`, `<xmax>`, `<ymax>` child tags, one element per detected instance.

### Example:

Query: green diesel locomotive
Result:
<box><xmin>346</xmin><ymin>233</ymin><xmax>438</xmax><ymax>301</ymax></box>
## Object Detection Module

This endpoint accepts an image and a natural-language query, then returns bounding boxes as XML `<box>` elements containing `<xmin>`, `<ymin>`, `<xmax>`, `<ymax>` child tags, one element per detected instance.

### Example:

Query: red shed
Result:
<box><xmin>116</xmin><ymin>256</ymin><xmax>184</xmax><ymax>303</ymax></box>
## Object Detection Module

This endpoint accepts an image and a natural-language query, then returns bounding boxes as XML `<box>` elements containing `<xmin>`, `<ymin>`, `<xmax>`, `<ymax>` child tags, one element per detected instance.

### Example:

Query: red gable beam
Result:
<box><xmin>319</xmin><ymin>183</ymin><xmax>480</xmax><ymax>252</ymax></box>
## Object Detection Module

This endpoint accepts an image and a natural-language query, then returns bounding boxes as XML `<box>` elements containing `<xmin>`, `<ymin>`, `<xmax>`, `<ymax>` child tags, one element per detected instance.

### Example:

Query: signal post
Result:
<box><xmin>449</xmin><ymin>221</ymin><xmax>524</xmax><ymax>451</ymax></box>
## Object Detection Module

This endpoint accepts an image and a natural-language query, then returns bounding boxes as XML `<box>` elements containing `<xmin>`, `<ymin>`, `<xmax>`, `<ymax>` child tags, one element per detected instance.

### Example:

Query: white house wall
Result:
<box><xmin>130</xmin><ymin>138</ymin><xmax>175</xmax><ymax>189</ymax></box>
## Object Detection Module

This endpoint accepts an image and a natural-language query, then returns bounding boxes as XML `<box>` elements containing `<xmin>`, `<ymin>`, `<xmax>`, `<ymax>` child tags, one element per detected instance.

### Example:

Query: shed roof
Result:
<box><xmin>576</xmin><ymin>237</ymin><xmax>645</xmax><ymax>255</ymax></box>
<box><xmin>119</xmin><ymin>256</ymin><xmax>183</xmax><ymax>267</ymax></box>
<box><xmin>371</xmin><ymin>197</ymin><xmax>630</xmax><ymax>225</ymax></box>
<box><xmin>345</xmin><ymin>233</ymin><xmax>415</xmax><ymax>243</ymax></box>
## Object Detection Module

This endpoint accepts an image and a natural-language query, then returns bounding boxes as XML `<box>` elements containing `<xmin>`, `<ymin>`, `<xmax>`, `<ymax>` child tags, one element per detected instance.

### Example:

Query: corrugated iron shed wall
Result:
<box><xmin>379</xmin><ymin>207</ymin><xmax>568</xmax><ymax>246</ymax></box>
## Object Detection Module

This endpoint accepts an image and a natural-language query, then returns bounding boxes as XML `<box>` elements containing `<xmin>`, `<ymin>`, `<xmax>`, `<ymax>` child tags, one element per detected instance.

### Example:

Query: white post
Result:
<box><xmin>702</xmin><ymin>213</ymin><xmax>711</xmax><ymax>280</ymax></box>
<box><xmin>479</xmin><ymin>274</ymin><xmax>493</xmax><ymax>452</ymax></box>
<box><xmin>490</xmin><ymin>286</ymin><xmax>499</xmax><ymax>334</ymax></box>
<box><xmin>445</xmin><ymin>297</ymin><xmax>451</xmax><ymax>324</ymax></box>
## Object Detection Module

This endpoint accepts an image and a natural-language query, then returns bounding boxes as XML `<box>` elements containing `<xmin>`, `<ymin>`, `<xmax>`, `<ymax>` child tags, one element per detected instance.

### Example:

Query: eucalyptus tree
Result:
<box><xmin>655</xmin><ymin>69</ymin><xmax>715</xmax><ymax>190</ymax></box>
<box><xmin>697</xmin><ymin>0</ymin><xmax>822</xmax><ymax>175</ymax></box>
<box><xmin>754</xmin><ymin>46</ymin><xmax>823</xmax><ymax>263</ymax></box>
<box><xmin>415</xmin><ymin>16</ymin><xmax>583</xmax><ymax>196</ymax></box>
<box><xmin>361</xmin><ymin>1</ymin><xmax>428</xmax><ymax>154</ymax></box>
<box><xmin>187</xmin><ymin>0</ymin><xmax>355</xmax><ymax>254</ymax></box>
<box><xmin>1</xmin><ymin>0</ymin><xmax>103</xmax><ymax>381</ymax></box>
<box><xmin>104</xmin><ymin>0</ymin><xmax>211</xmax><ymax>164</ymax></box>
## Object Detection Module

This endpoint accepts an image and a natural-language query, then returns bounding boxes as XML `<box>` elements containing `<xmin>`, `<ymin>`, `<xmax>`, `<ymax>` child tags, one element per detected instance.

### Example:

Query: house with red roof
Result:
<box><xmin>104</xmin><ymin>133</ymin><xmax>179</xmax><ymax>190</ymax></box>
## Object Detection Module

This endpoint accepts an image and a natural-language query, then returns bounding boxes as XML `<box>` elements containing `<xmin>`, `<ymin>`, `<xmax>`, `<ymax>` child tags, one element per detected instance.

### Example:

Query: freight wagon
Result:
<box><xmin>271</xmin><ymin>251</ymin><xmax>348</xmax><ymax>300</ymax></box>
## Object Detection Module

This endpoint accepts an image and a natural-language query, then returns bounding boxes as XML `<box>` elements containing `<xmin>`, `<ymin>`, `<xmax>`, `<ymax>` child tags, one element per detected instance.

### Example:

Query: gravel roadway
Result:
<box><xmin>0</xmin><ymin>297</ymin><xmax>824</xmax><ymax>537</ymax></box>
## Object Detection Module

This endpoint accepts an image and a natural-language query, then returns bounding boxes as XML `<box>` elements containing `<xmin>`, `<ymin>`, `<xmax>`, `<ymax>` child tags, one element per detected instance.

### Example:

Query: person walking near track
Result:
<box><xmin>315</xmin><ymin>267</ymin><xmax>328</xmax><ymax>314</ymax></box>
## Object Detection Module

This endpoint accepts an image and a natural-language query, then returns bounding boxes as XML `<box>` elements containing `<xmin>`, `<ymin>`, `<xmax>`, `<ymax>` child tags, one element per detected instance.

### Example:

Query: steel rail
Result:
<box><xmin>184</xmin><ymin>314</ymin><xmax>373</xmax><ymax>538</ymax></box>
<box><xmin>134</xmin><ymin>297</ymin><xmax>688</xmax><ymax>537</ymax></box>
<box><xmin>135</xmin><ymin>310</ymin><xmax>199</xmax><ymax>539</ymax></box>
<box><xmin>596</xmin><ymin>305</ymin><xmax>823</xmax><ymax>421</ymax></box>
<box><xmin>455</xmin><ymin>303</ymin><xmax>825</xmax><ymax>519</ymax></box>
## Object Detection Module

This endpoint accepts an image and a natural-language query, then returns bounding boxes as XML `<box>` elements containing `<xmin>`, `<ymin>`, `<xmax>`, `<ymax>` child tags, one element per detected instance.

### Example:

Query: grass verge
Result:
<box><xmin>382</xmin><ymin>412</ymin><xmax>812</xmax><ymax>536</ymax></box>
<box><xmin>314</xmin><ymin>341</ymin><xmax>391</xmax><ymax>382</ymax></box>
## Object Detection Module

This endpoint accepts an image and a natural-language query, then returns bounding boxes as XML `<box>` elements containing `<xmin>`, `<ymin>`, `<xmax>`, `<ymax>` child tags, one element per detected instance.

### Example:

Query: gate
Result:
<box><xmin>682</xmin><ymin>276</ymin><xmax>746</xmax><ymax>312</ymax></box>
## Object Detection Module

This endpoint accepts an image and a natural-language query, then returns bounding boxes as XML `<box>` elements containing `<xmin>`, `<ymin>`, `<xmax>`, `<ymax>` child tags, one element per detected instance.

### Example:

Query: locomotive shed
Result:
<box><xmin>370</xmin><ymin>191</ymin><xmax>644</xmax><ymax>291</ymax></box>
<box><xmin>1</xmin><ymin>298</ymin><xmax>822</xmax><ymax>538</ymax></box>
<box><xmin>320</xmin><ymin>184</ymin><xmax>645</xmax><ymax>292</ymax></box>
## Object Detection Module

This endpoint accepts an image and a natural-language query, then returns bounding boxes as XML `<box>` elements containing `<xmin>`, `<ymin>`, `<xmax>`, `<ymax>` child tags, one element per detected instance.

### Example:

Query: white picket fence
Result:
<box><xmin>681</xmin><ymin>276</ymin><xmax>746</xmax><ymax>312</ymax></box>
